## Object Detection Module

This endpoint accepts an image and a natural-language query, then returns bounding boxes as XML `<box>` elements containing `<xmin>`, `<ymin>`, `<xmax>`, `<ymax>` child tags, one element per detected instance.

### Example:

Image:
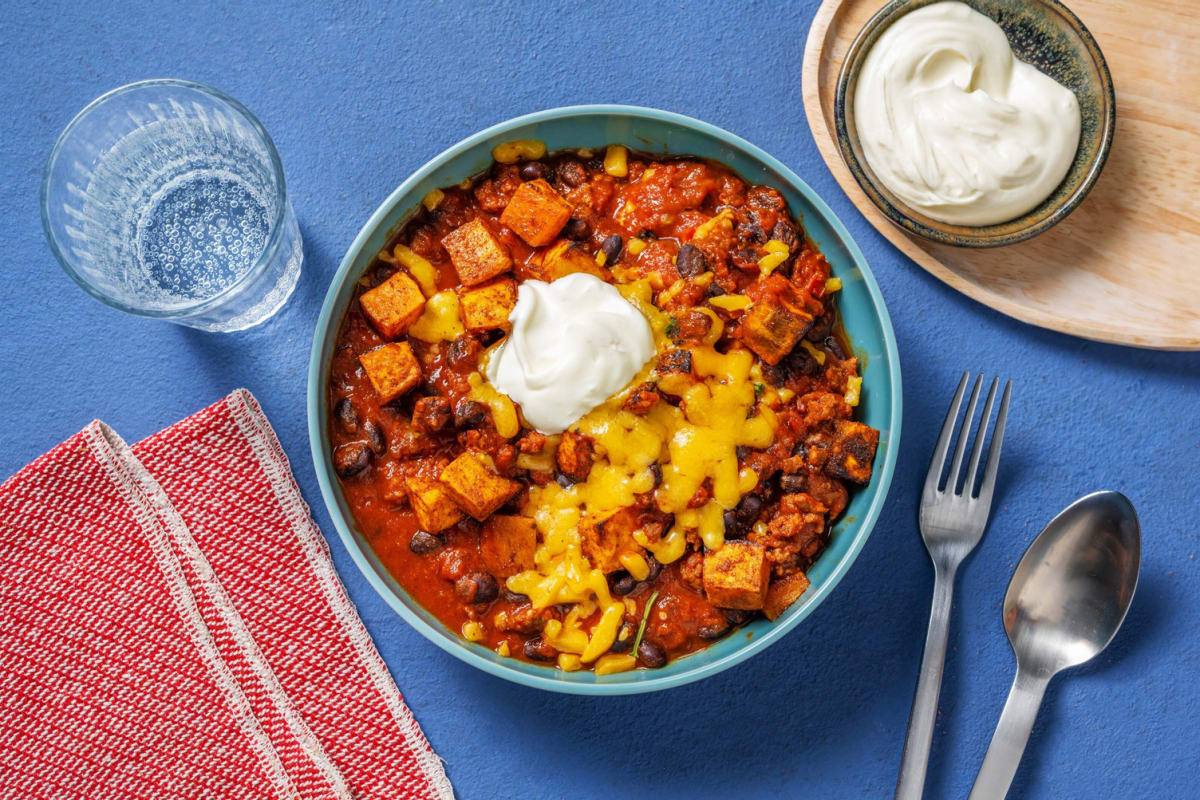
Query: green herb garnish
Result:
<box><xmin>631</xmin><ymin>591</ymin><xmax>659</xmax><ymax>655</ymax></box>
<box><xmin>754</xmin><ymin>382</ymin><xmax>765</xmax><ymax>400</ymax></box>
<box><xmin>664</xmin><ymin>317</ymin><xmax>679</xmax><ymax>339</ymax></box>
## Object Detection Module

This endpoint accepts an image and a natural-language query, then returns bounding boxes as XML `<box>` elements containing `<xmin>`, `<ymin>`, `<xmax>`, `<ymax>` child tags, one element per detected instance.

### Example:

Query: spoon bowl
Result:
<box><xmin>1004</xmin><ymin>490</ymin><xmax>1141</xmax><ymax>676</ymax></box>
<box><xmin>969</xmin><ymin>491</ymin><xmax>1140</xmax><ymax>799</ymax></box>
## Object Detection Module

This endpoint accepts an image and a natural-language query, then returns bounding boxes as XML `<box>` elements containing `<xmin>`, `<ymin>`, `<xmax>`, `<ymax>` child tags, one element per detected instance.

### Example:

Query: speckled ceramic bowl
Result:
<box><xmin>308</xmin><ymin>105</ymin><xmax>901</xmax><ymax>694</ymax></box>
<box><xmin>835</xmin><ymin>0</ymin><xmax>1115</xmax><ymax>247</ymax></box>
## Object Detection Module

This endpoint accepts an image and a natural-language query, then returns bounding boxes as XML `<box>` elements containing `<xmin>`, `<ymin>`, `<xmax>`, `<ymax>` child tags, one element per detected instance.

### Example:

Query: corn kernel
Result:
<box><xmin>422</xmin><ymin>188</ymin><xmax>444</xmax><ymax>212</ymax></box>
<box><xmin>492</xmin><ymin>139</ymin><xmax>547</xmax><ymax>164</ymax></box>
<box><xmin>557</xmin><ymin>653</ymin><xmax>582</xmax><ymax>671</ymax></box>
<box><xmin>595</xmin><ymin>250</ymin><xmax>608</xmax><ymax>266</ymax></box>
<box><xmin>604</xmin><ymin>144</ymin><xmax>629</xmax><ymax>177</ymax></box>
<box><xmin>825</xmin><ymin>276</ymin><xmax>843</xmax><ymax>293</ymax></box>
<box><xmin>627</xmin><ymin>238</ymin><xmax>647</xmax><ymax>255</ymax></box>
<box><xmin>709</xmin><ymin>294</ymin><xmax>753</xmax><ymax>312</ymax></box>
<box><xmin>845</xmin><ymin>375</ymin><xmax>863</xmax><ymax>406</ymax></box>
<box><xmin>801</xmin><ymin>340</ymin><xmax>826</xmax><ymax>366</ymax></box>
<box><xmin>462</xmin><ymin>621</ymin><xmax>485</xmax><ymax>642</ymax></box>
<box><xmin>496</xmin><ymin>640</ymin><xmax>510</xmax><ymax>657</ymax></box>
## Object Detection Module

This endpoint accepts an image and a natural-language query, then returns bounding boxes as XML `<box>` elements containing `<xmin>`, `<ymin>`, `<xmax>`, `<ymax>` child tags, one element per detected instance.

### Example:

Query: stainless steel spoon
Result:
<box><xmin>968</xmin><ymin>491</ymin><xmax>1141</xmax><ymax>799</ymax></box>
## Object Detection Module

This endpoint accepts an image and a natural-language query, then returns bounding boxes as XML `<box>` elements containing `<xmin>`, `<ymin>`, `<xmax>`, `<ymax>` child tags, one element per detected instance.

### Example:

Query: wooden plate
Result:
<box><xmin>803</xmin><ymin>0</ymin><xmax>1200</xmax><ymax>350</ymax></box>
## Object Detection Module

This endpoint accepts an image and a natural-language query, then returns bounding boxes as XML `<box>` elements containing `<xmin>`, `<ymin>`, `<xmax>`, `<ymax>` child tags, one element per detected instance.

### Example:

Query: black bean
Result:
<box><xmin>675</xmin><ymin>243</ymin><xmax>708</xmax><ymax>278</ymax></box>
<box><xmin>600</xmin><ymin>234</ymin><xmax>623</xmax><ymax>265</ymax></box>
<box><xmin>723</xmin><ymin>509</ymin><xmax>742</xmax><ymax>539</ymax></box>
<box><xmin>780</xmin><ymin>473</ymin><xmax>806</xmax><ymax>494</ymax></box>
<box><xmin>648</xmin><ymin>462</ymin><xmax>663</xmax><ymax>488</ymax></box>
<box><xmin>698</xmin><ymin>620</ymin><xmax>731</xmax><ymax>640</ymax></box>
<box><xmin>362</xmin><ymin>420</ymin><xmax>386</xmax><ymax>455</ymax></box>
<box><xmin>524</xmin><ymin>635</ymin><xmax>557</xmax><ymax>661</ymax></box>
<box><xmin>637</xmin><ymin>639</ymin><xmax>667</xmax><ymax>668</ymax></box>
<box><xmin>723</xmin><ymin>608</ymin><xmax>756</xmax><ymax>626</ymax></box>
<box><xmin>824</xmin><ymin>336</ymin><xmax>846</xmax><ymax>360</ymax></box>
<box><xmin>610</xmin><ymin>571</ymin><xmax>637</xmax><ymax>596</ymax></box>
<box><xmin>409</xmin><ymin>530</ymin><xmax>443</xmax><ymax>555</ymax></box>
<box><xmin>334</xmin><ymin>398</ymin><xmax>359</xmax><ymax>434</ymax></box>
<box><xmin>734</xmin><ymin>494</ymin><xmax>763</xmax><ymax>530</ymax></box>
<box><xmin>503</xmin><ymin>589</ymin><xmax>530</xmax><ymax>605</ymax></box>
<box><xmin>609</xmin><ymin>620</ymin><xmax>637</xmax><ymax>653</ymax></box>
<box><xmin>454</xmin><ymin>399</ymin><xmax>488</xmax><ymax>428</ymax></box>
<box><xmin>333</xmin><ymin>443</ymin><xmax>371</xmax><ymax>477</ymax></box>
<box><xmin>555</xmin><ymin>472</ymin><xmax>576</xmax><ymax>489</ymax></box>
<box><xmin>705</xmin><ymin>281</ymin><xmax>726</xmax><ymax>298</ymax></box>
<box><xmin>519</xmin><ymin>161</ymin><xmax>553</xmax><ymax>182</ymax></box>
<box><xmin>561</xmin><ymin>217</ymin><xmax>590</xmax><ymax>241</ymax></box>
<box><xmin>645</xmin><ymin>555</ymin><xmax>663</xmax><ymax>582</ymax></box>
<box><xmin>455</xmin><ymin>572</ymin><xmax>499</xmax><ymax>604</ymax></box>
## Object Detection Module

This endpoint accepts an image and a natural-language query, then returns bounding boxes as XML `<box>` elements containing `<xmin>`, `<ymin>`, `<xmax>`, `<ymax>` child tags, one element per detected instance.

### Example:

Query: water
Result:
<box><xmin>54</xmin><ymin>93</ymin><xmax>302</xmax><ymax>331</ymax></box>
<box><xmin>137</xmin><ymin>170</ymin><xmax>270</xmax><ymax>301</ymax></box>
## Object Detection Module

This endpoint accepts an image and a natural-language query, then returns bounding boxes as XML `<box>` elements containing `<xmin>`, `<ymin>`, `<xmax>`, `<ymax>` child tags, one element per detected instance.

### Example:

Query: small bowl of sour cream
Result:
<box><xmin>834</xmin><ymin>0</ymin><xmax>1115</xmax><ymax>247</ymax></box>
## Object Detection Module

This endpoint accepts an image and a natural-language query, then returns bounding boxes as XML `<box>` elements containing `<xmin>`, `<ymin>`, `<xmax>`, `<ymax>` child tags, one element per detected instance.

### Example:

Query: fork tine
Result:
<box><xmin>946</xmin><ymin>375</ymin><xmax>983</xmax><ymax>494</ymax></box>
<box><xmin>924</xmin><ymin>372</ymin><xmax>970</xmax><ymax>496</ymax></box>
<box><xmin>964</xmin><ymin>377</ymin><xmax>1000</xmax><ymax>497</ymax></box>
<box><xmin>975</xmin><ymin>380</ymin><xmax>1012</xmax><ymax>507</ymax></box>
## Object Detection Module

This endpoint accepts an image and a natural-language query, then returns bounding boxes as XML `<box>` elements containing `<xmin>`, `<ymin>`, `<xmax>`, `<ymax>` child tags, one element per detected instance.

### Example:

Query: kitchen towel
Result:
<box><xmin>0</xmin><ymin>389</ymin><xmax>453</xmax><ymax>800</ymax></box>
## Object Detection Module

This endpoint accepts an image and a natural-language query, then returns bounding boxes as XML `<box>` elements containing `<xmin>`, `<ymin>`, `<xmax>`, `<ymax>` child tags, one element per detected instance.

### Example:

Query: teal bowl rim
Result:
<box><xmin>833</xmin><ymin>0</ymin><xmax>1116</xmax><ymax>248</ymax></box>
<box><xmin>306</xmin><ymin>104</ymin><xmax>902</xmax><ymax>694</ymax></box>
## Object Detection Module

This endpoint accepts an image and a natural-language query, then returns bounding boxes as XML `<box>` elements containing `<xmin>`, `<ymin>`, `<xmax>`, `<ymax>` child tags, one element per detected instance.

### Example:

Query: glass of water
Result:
<box><xmin>41</xmin><ymin>79</ymin><xmax>302</xmax><ymax>332</ymax></box>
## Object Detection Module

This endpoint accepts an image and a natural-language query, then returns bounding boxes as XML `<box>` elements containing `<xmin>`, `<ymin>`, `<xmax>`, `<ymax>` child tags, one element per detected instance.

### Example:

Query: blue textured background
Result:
<box><xmin>2</xmin><ymin>1</ymin><xmax>1197</xmax><ymax>797</ymax></box>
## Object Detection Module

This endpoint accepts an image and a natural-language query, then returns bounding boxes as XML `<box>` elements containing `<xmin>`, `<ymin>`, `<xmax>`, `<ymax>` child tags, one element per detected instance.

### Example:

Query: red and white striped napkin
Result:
<box><xmin>0</xmin><ymin>389</ymin><xmax>453</xmax><ymax>800</ymax></box>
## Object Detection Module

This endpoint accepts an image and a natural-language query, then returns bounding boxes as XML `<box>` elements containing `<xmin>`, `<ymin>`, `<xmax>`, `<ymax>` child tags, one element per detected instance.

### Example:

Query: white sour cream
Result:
<box><xmin>853</xmin><ymin>1</ymin><xmax>1081</xmax><ymax>226</ymax></box>
<box><xmin>485</xmin><ymin>273</ymin><xmax>655</xmax><ymax>434</ymax></box>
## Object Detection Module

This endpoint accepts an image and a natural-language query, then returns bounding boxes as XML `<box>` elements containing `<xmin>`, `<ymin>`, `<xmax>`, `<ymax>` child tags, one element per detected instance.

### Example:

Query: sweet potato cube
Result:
<box><xmin>703</xmin><ymin>541</ymin><xmax>770</xmax><ymax>610</ymax></box>
<box><xmin>359</xmin><ymin>271</ymin><xmax>426</xmax><ymax>339</ymax></box>
<box><xmin>438</xmin><ymin>451</ymin><xmax>521</xmax><ymax>520</ymax></box>
<box><xmin>359</xmin><ymin>342</ymin><xmax>421</xmax><ymax>403</ymax></box>
<box><xmin>441</xmin><ymin>218</ymin><xmax>513</xmax><ymax>286</ymax></box>
<box><xmin>579</xmin><ymin>507</ymin><xmax>640</xmax><ymax>573</ymax></box>
<box><xmin>825</xmin><ymin>419</ymin><xmax>879</xmax><ymax>484</ymax></box>
<box><xmin>763</xmin><ymin>571</ymin><xmax>810</xmax><ymax>621</ymax></box>
<box><xmin>457</xmin><ymin>278</ymin><xmax>517</xmax><ymax>332</ymax></box>
<box><xmin>499</xmin><ymin>179</ymin><xmax>572</xmax><ymax>247</ymax></box>
<box><xmin>405</xmin><ymin>475</ymin><xmax>465</xmax><ymax>532</ymax></box>
<box><xmin>532</xmin><ymin>239</ymin><xmax>605</xmax><ymax>281</ymax></box>
<box><xmin>480</xmin><ymin>515</ymin><xmax>538</xmax><ymax>577</ymax></box>
<box><xmin>738</xmin><ymin>297</ymin><xmax>814</xmax><ymax>365</ymax></box>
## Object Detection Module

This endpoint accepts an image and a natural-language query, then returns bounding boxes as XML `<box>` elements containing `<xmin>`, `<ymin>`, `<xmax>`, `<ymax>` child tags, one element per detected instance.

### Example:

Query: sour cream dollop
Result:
<box><xmin>853</xmin><ymin>1</ymin><xmax>1081</xmax><ymax>226</ymax></box>
<box><xmin>485</xmin><ymin>273</ymin><xmax>655</xmax><ymax>434</ymax></box>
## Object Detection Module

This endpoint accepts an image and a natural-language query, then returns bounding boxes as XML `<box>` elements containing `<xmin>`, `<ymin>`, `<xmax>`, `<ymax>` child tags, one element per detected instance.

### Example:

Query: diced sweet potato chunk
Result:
<box><xmin>763</xmin><ymin>571</ymin><xmax>810</xmax><ymax>621</ymax></box>
<box><xmin>457</xmin><ymin>278</ymin><xmax>517</xmax><ymax>332</ymax></box>
<box><xmin>441</xmin><ymin>218</ymin><xmax>512</xmax><ymax>286</ymax></box>
<box><xmin>499</xmin><ymin>179</ymin><xmax>572</xmax><ymax>247</ymax></box>
<box><xmin>438</xmin><ymin>451</ymin><xmax>521</xmax><ymax>520</ymax></box>
<box><xmin>532</xmin><ymin>239</ymin><xmax>604</xmax><ymax>281</ymax></box>
<box><xmin>479</xmin><ymin>515</ymin><xmax>538</xmax><ymax>577</ymax></box>
<box><xmin>738</xmin><ymin>295</ymin><xmax>814</xmax><ymax>365</ymax></box>
<box><xmin>579</xmin><ymin>507</ymin><xmax>640</xmax><ymax>573</ymax></box>
<box><xmin>825</xmin><ymin>420</ymin><xmax>879</xmax><ymax>484</ymax></box>
<box><xmin>405</xmin><ymin>475</ymin><xmax>465</xmax><ymax>532</ymax></box>
<box><xmin>359</xmin><ymin>271</ymin><xmax>426</xmax><ymax>339</ymax></box>
<box><xmin>555</xmin><ymin>431</ymin><xmax>595</xmax><ymax>482</ymax></box>
<box><xmin>703</xmin><ymin>540</ymin><xmax>770</xmax><ymax>610</ymax></box>
<box><xmin>359</xmin><ymin>342</ymin><xmax>421</xmax><ymax>403</ymax></box>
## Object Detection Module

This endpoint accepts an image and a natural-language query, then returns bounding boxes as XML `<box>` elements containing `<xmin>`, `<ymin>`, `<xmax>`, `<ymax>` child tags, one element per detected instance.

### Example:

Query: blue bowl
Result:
<box><xmin>307</xmin><ymin>105</ymin><xmax>902</xmax><ymax>694</ymax></box>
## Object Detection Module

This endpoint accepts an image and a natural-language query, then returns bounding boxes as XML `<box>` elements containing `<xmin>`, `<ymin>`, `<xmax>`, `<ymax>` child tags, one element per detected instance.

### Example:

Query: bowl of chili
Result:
<box><xmin>308</xmin><ymin>105</ymin><xmax>901</xmax><ymax>694</ymax></box>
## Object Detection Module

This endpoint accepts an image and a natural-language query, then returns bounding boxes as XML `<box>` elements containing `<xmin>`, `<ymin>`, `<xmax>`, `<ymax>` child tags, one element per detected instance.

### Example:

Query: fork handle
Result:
<box><xmin>895</xmin><ymin>562</ymin><xmax>957</xmax><ymax>800</ymax></box>
<box><xmin>968</xmin><ymin>667</ymin><xmax>1050</xmax><ymax>800</ymax></box>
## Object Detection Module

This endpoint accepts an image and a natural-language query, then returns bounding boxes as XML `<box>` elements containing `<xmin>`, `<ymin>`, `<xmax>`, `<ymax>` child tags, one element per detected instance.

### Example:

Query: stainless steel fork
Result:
<box><xmin>895</xmin><ymin>372</ymin><xmax>1012</xmax><ymax>800</ymax></box>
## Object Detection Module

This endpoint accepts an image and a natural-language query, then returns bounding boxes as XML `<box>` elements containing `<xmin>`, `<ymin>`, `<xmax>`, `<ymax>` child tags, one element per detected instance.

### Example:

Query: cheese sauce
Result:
<box><xmin>853</xmin><ymin>1</ymin><xmax>1081</xmax><ymax>226</ymax></box>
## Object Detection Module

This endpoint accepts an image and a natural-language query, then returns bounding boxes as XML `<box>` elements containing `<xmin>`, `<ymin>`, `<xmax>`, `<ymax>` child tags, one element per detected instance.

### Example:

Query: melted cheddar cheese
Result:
<box><xmin>503</xmin><ymin>279</ymin><xmax>778</xmax><ymax>660</ymax></box>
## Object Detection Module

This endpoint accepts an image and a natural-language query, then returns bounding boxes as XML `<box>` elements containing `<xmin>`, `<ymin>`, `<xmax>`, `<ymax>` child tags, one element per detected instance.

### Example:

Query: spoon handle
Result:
<box><xmin>895</xmin><ymin>561</ymin><xmax>957</xmax><ymax>800</ymax></box>
<box><xmin>968</xmin><ymin>667</ymin><xmax>1051</xmax><ymax>800</ymax></box>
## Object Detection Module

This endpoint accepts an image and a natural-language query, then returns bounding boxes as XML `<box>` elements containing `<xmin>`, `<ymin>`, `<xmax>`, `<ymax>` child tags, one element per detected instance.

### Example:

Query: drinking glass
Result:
<box><xmin>41</xmin><ymin>79</ymin><xmax>302</xmax><ymax>332</ymax></box>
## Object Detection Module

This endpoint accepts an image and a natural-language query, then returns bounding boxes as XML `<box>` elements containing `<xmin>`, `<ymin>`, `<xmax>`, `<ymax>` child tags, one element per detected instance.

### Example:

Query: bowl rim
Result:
<box><xmin>306</xmin><ymin>104</ymin><xmax>902</xmax><ymax>694</ymax></box>
<box><xmin>833</xmin><ymin>0</ymin><xmax>1117</xmax><ymax>248</ymax></box>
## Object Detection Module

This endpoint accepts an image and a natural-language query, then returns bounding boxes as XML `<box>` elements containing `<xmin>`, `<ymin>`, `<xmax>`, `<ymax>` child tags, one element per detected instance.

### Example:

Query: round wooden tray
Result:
<box><xmin>802</xmin><ymin>0</ymin><xmax>1200</xmax><ymax>350</ymax></box>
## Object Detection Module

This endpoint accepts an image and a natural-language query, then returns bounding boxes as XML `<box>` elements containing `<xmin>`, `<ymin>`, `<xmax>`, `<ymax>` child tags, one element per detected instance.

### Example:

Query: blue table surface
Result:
<box><xmin>3</xmin><ymin>2</ymin><xmax>1198</xmax><ymax>797</ymax></box>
